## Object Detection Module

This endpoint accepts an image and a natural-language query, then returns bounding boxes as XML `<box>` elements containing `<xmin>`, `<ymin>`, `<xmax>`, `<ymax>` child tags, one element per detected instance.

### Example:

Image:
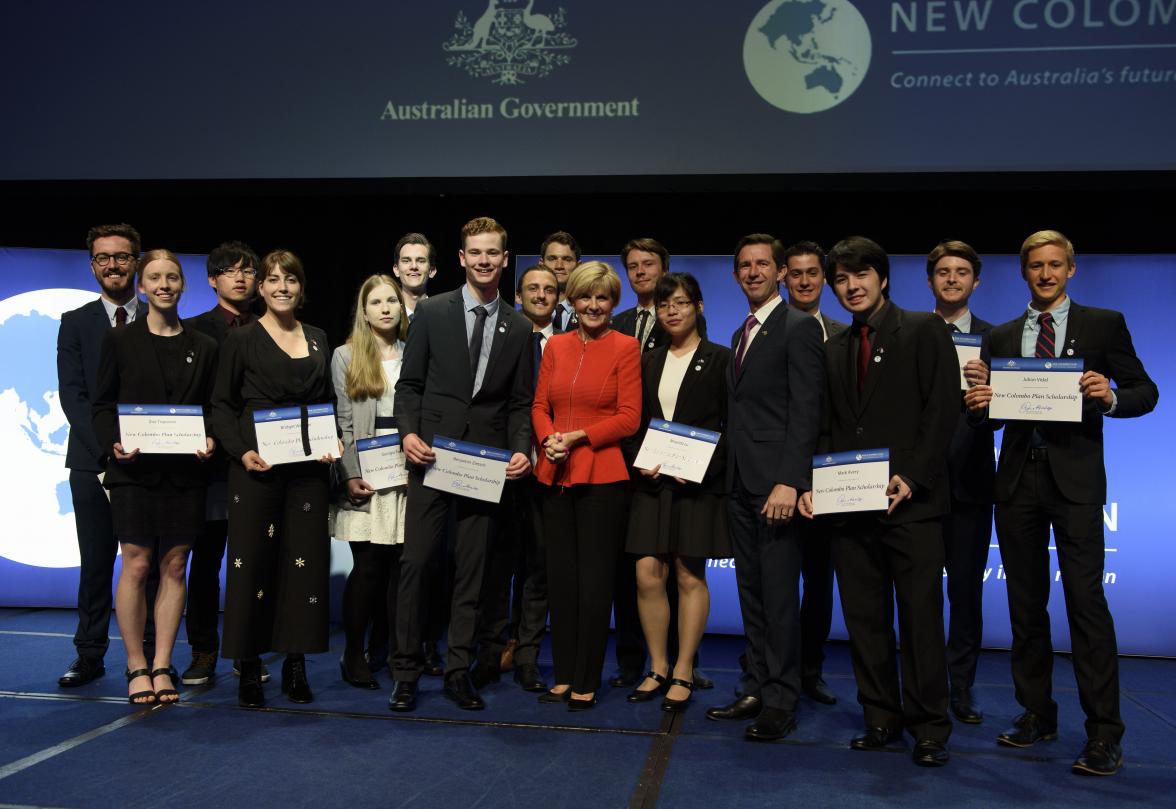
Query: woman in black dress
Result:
<box><xmin>625</xmin><ymin>273</ymin><xmax>731</xmax><ymax>712</ymax></box>
<box><xmin>211</xmin><ymin>250</ymin><xmax>337</xmax><ymax>708</ymax></box>
<box><xmin>92</xmin><ymin>250</ymin><xmax>218</xmax><ymax>704</ymax></box>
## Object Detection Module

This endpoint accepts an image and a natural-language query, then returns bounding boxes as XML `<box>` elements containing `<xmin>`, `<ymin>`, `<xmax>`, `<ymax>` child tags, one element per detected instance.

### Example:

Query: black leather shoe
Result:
<box><xmin>568</xmin><ymin>693</ymin><xmax>597</xmax><ymax>711</ymax></box>
<box><xmin>340</xmin><ymin>654</ymin><xmax>379</xmax><ymax>690</ymax></box>
<box><xmin>237</xmin><ymin>659</ymin><xmax>265</xmax><ymax>708</ymax></box>
<box><xmin>281</xmin><ymin>655</ymin><xmax>314</xmax><ymax>704</ymax></box>
<box><xmin>706</xmin><ymin>694</ymin><xmax>762</xmax><ymax>722</ymax></box>
<box><xmin>470</xmin><ymin>663</ymin><xmax>501</xmax><ymax>690</ymax></box>
<box><xmin>850</xmin><ymin>726</ymin><xmax>903</xmax><ymax>750</ymax></box>
<box><xmin>58</xmin><ymin>657</ymin><xmax>105</xmax><ymax>688</ymax></box>
<box><xmin>802</xmin><ymin>675</ymin><xmax>837</xmax><ymax>705</ymax></box>
<box><xmin>950</xmin><ymin>686</ymin><xmax>983</xmax><ymax>724</ymax></box>
<box><xmin>745</xmin><ymin>707</ymin><xmax>796</xmax><ymax>741</ymax></box>
<box><xmin>1071</xmin><ymin>738</ymin><xmax>1123</xmax><ymax>776</ymax></box>
<box><xmin>538</xmin><ymin>688</ymin><xmax>571</xmax><ymax>704</ymax></box>
<box><xmin>608</xmin><ymin>668</ymin><xmax>643</xmax><ymax>688</ymax></box>
<box><xmin>513</xmin><ymin>664</ymin><xmax>547</xmax><ymax>692</ymax></box>
<box><xmin>662</xmin><ymin>677</ymin><xmax>695</xmax><ymax>713</ymax></box>
<box><xmin>913</xmin><ymin>739</ymin><xmax>950</xmax><ymax>767</ymax></box>
<box><xmin>626</xmin><ymin>671</ymin><xmax>668</xmax><ymax>703</ymax></box>
<box><xmin>692</xmin><ymin>668</ymin><xmax>715</xmax><ymax>690</ymax></box>
<box><xmin>443</xmin><ymin>672</ymin><xmax>485</xmax><ymax>710</ymax></box>
<box><xmin>421</xmin><ymin>643</ymin><xmax>444</xmax><ymax>677</ymax></box>
<box><xmin>996</xmin><ymin>712</ymin><xmax>1057</xmax><ymax>748</ymax></box>
<box><xmin>388</xmin><ymin>680</ymin><xmax>418</xmax><ymax>712</ymax></box>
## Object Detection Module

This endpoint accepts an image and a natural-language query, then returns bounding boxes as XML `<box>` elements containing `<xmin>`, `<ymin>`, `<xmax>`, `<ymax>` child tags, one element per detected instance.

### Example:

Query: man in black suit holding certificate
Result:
<box><xmin>799</xmin><ymin>236</ymin><xmax>958</xmax><ymax>767</ymax></box>
<box><xmin>390</xmin><ymin>217</ymin><xmax>533</xmax><ymax>712</ymax></box>
<box><xmin>965</xmin><ymin>230</ymin><xmax>1157</xmax><ymax>776</ymax></box>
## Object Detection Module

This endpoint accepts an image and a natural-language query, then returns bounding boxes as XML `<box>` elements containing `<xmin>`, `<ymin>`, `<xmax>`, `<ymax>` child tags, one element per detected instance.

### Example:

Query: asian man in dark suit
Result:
<box><xmin>927</xmin><ymin>240</ymin><xmax>997</xmax><ymax>725</ymax></box>
<box><xmin>56</xmin><ymin>223</ymin><xmax>153</xmax><ymax>687</ymax></box>
<box><xmin>390</xmin><ymin>217</ymin><xmax>534</xmax><ymax>712</ymax></box>
<box><xmin>705</xmin><ymin>234</ymin><xmax>824</xmax><ymax>742</ymax></box>
<box><xmin>965</xmin><ymin>230</ymin><xmax>1157</xmax><ymax>776</ymax></box>
<box><xmin>799</xmin><ymin>236</ymin><xmax>959</xmax><ymax>767</ymax></box>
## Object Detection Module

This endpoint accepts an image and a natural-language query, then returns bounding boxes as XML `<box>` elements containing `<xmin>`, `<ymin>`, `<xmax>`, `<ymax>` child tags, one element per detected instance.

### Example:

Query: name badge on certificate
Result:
<box><xmin>424</xmin><ymin>435</ymin><xmax>510</xmax><ymax>503</ymax></box>
<box><xmin>989</xmin><ymin>358</ymin><xmax>1083</xmax><ymax>422</ymax></box>
<box><xmin>118</xmin><ymin>404</ymin><xmax>206</xmax><ymax>454</ymax></box>
<box><xmin>811</xmin><ymin>449</ymin><xmax>890</xmax><ymax>516</ymax></box>
<box><xmin>633</xmin><ymin>418</ymin><xmax>720</xmax><ymax>484</ymax></box>
<box><xmin>357</xmin><ymin>433</ymin><xmax>407</xmax><ymax>490</ymax></box>
<box><xmin>253</xmin><ymin>404</ymin><xmax>338</xmax><ymax>465</ymax></box>
<box><xmin>951</xmin><ymin>332</ymin><xmax>983</xmax><ymax>391</ymax></box>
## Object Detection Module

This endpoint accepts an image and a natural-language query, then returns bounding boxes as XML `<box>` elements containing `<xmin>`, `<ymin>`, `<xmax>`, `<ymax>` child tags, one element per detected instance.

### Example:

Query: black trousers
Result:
<box><xmin>186</xmin><ymin>515</ymin><xmax>228</xmax><ymax>654</ymax></box>
<box><xmin>342</xmin><ymin>541</ymin><xmax>401</xmax><ymax>659</ymax></box>
<box><xmin>797</xmin><ymin>515</ymin><xmax>835</xmax><ymax>680</ymax></box>
<box><xmin>832</xmin><ymin>515</ymin><xmax>951</xmax><ymax>743</ymax></box>
<box><xmin>394</xmin><ymin>468</ymin><xmax>497</xmax><ymax>681</ymax></box>
<box><xmin>543</xmin><ymin>482</ymin><xmax>628</xmax><ymax>693</ymax></box>
<box><xmin>995</xmin><ymin>453</ymin><xmax>1123</xmax><ymax>742</ymax></box>
<box><xmin>728</xmin><ymin>477</ymin><xmax>802</xmax><ymax>712</ymax></box>
<box><xmin>943</xmin><ymin>500</ymin><xmax>993</xmax><ymax>688</ymax></box>
<box><xmin>221</xmin><ymin>463</ymin><xmax>331</xmax><ymax>659</ymax></box>
<box><xmin>70</xmin><ymin>470</ymin><xmax>156</xmax><ymax>659</ymax></box>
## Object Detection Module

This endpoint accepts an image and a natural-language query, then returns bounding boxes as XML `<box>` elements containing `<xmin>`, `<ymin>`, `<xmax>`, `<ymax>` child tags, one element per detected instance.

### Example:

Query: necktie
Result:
<box><xmin>857</xmin><ymin>323</ymin><xmax>872</xmax><ymax>394</ymax></box>
<box><xmin>532</xmin><ymin>331</ymin><xmax>544</xmax><ymax>389</ymax></box>
<box><xmin>408</xmin><ymin>310</ymin><xmax>415</xmax><ymax>323</ymax></box>
<box><xmin>948</xmin><ymin>323</ymin><xmax>960</xmax><ymax>333</ymax></box>
<box><xmin>114</xmin><ymin>306</ymin><xmax>128</xmax><ymax>329</ymax></box>
<box><xmin>1035</xmin><ymin>312</ymin><xmax>1055</xmax><ymax>358</ymax></box>
<box><xmin>554</xmin><ymin>306</ymin><xmax>565</xmax><ymax>332</ymax></box>
<box><xmin>636</xmin><ymin>310</ymin><xmax>650</xmax><ymax>349</ymax></box>
<box><xmin>734</xmin><ymin>314</ymin><xmax>758</xmax><ymax>377</ymax></box>
<box><xmin>469</xmin><ymin>305</ymin><xmax>488</xmax><ymax>379</ymax></box>
<box><xmin>230</xmin><ymin>315</ymin><xmax>242</xmax><ymax>328</ymax></box>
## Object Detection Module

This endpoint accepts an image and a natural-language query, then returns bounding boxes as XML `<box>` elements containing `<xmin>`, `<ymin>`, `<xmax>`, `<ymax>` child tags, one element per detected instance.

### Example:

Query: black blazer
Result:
<box><xmin>821</xmin><ymin>303</ymin><xmax>959</xmax><ymax>524</ymax></box>
<box><xmin>91</xmin><ymin>318</ymin><xmax>219</xmax><ymax>488</ymax></box>
<box><xmin>820</xmin><ymin>312</ymin><xmax>848</xmax><ymax>341</ymax></box>
<box><xmin>395</xmin><ymin>288</ymin><xmax>533</xmax><ymax>455</ymax></box>
<box><xmin>612</xmin><ymin>306</ymin><xmax>668</xmax><ymax>353</ymax></box>
<box><xmin>948</xmin><ymin>315</ymin><xmax>997</xmax><ymax>505</ymax></box>
<box><xmin>625</xmin><ymin>340</ymin><xmax>730</xmax><ymax>495</ymax></box>
<box><xmin>988</xmin><ymin>301</ymin><xmax>1157</xmax><ymax>504</ymax></box>
<box><xmin>726</xmin><ymin>299</ymin><xmax>825</xmax><ymax>496</ymax></box>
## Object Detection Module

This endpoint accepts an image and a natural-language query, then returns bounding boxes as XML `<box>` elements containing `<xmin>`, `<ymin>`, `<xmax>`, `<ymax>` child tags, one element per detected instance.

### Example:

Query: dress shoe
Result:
<box><xmin>706</xmin><ymin>694</ymin><xmax>762</xmax><ymax>722</ymax></box>
<box><xmin>538</xmin><ymin>688</ymin><xmax>571</xmax><ymax>704</ymax></box>
<box><xmin>181</xmin><ymin>650</ymin><xmax>218</xmax><ymax>685</ymax></box>
<box><xmin>802</xmin><ymin>675</ymin><xmax>837</xmax><ymax>705</ymax></box>
<box><xmin>913</xmin><ymin>739</ymin><xmax>950</xmax><ymax>767</ymax></box>
<box><xmin>996</xmin><ymin>712</ymin><xmax>1057</xmax><ymax>748</ymax></box>
<box><xmin>421</xmin><ymin>642</ymin><xmax>444</xmax><ymax>677</ymax></box>
<box><xmin>388</xmin><ymin>680</ymin><xmax>418</xmax><ymax>712</ymax></box>
<box><xmin>692</xmin><ymin>668</ymin><xmax>715</xmax><ymax>690</ymax></box>
<box><xmin>500</xmin><ymin>638</ymin><xmax>519</xmax><ymax>672</ymax></box>
<box><xmin>950</xmin><ymin>686</ymin><xmax>983</xmax><ymax>724</ymax></box>
<box><xmin>237</xmin><ymin>659</ymin><xmax>265</xmax><ymax>708</ymax></box>
<box><xmin>850</xmin><ymin>726</ymin><xmax>903</xmax><ymax>750</ymax></box>
<box><xmin>608</xmin><ymin>668</ymin><xmax>643</xmax><ymax>688</ymax></box>
<box><xmin>58</xmin><ymin>657</ymin><xmax>105</xmax><ymax>688</ymax></box>
<box><xmin>513</xmin><ymin>664</ymin><xmax>547</xmax><ymax>692</ymax></box>
<box><xmin>745</xmin><ymin>707</ymin><xmax>797</xmax><ymax>742</ymax></box>
<box><xmin>1071</xmin><ymin>738</ymin><xmax>1123</xmax><ymax>776</ymax></box>
<box><xmin>281</xmin><ymin>655</ymin><xmax>314</xmax><ymax>704</ymax></box>
<box><xmin>662</xmin><ymin>677</ymin><xmax>695</xmax><ymax>713</ymax></box>
<box><xmin>470</xmin><ymin>663</ymin><xmax>501</xmax><ymax>690</ymax></box>
<box><xmin>340</xmin><ymin>654</ymin><xmax>379</xmax><ymax>690</ymax></box>
<box><xmin>626</xmin><ymin>671</ymin><xmax>668</xmax><ymax>703</ymax></box>
<box><xmin>568</xmin><ymin>693</ymin><xmax>597</xmax><ymax>711</ymax></box>
<box><xmin>443</xmin><ymin>672</ymin><xmax>485</xmax><ymax>710</ymax></box>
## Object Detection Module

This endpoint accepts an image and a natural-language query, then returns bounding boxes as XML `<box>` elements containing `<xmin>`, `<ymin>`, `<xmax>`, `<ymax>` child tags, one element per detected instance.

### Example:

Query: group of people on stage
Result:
<box><xmin>56</xmin><ymin>219</ymin><xmax>1155</xmax><ymax>777</ymax></box>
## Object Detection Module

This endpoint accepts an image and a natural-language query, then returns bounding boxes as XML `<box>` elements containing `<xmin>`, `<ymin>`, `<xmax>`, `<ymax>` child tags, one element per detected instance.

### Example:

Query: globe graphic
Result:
<box><xmin>0</xmin><ymin>288</ymin><xmax>102</xmax><ymax>568</ymax></box>
<box><xmin>743</xmin><ymin>0</ymin><xmax>872</xmax><ymax>114</ymax></box>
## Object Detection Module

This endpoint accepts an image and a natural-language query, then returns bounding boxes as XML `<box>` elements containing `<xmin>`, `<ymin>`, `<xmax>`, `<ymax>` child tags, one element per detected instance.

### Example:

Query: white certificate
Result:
<box><xmin>118</xmin><ymin>404</ymin><xmax>206</xmax><ymax>454</ymax></box>
<box><xmin>811</xmin><ymin>449</ymin><xmax>890</xmax><ymax>516</ymax></box>
<box><xmin>253</xmin><ymin>404</ymin><xmax>338</xmax><ymax>465</ymax></box>
<box><xmin>952</xmin><ymin>332</ymin><xmax>983</xmax><ymax>391</ymax></box>
<box><xmin>424</xmin><ymin>435</ymin><xmax>511</xmax><ymax>503</ymax></box>
<box><xmin>632</xmin><ymin>418</ymin><xmax>720</xmax><ymax>484</ymax></box>
<box><xmin>989</xmin><ymin>358</ymin><xmax>1083</xmax><ymax>422</ymax></box>
<box><xmin>357</xmin><ymin>433</ymin><xmax>407</xmax><ymax>490</ymax></box>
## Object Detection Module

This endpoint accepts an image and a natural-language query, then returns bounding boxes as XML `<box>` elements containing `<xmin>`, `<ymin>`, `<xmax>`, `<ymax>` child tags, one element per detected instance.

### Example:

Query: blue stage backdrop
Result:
<box><xmin>1</xmin><ymin>247</ymin><xmax>1171</xmax><ymax>656</ymax></box>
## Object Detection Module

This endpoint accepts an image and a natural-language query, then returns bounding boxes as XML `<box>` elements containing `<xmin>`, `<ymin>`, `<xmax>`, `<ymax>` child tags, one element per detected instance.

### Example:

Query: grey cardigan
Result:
<box><xmin>331</xmin><ymin>342</ymin><xmax>404</xmax><ymax>512</ymax></box>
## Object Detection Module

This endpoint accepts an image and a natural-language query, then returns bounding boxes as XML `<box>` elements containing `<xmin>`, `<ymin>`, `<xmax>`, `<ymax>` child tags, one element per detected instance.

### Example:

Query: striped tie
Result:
<box><xmin>1035</xmin><ymin>312</ymin><xmax>1055</xmax><ymax>358</ymax></box>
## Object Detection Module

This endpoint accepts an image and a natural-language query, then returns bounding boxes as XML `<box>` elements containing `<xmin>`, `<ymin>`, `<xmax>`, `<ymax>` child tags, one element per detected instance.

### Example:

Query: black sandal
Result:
<box><xmin>125</xmin><ymin>668</ymin><xmax>157</xmax><ymax>705</ymax></box>
<box><xmin>661</xmin><ymin>677</ymin><xmax>695</xmax><ymax>712</ymax></box>
<box><xmin>151</xmin><ymin>667</ymin><xmax>180</xmax><ymax>704</ymax></box>
<box><xmin>626</xmin><ymin>670</ymin><xmax>668</xmax><ymax>703</ymax></box>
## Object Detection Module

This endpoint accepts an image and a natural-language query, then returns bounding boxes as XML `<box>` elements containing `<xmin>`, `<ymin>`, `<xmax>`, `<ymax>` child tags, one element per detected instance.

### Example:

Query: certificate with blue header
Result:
<box><xmin>423</xmin><ymin>435</ymin><xmax>510</xmax><ymax>503</ymax></box>
<box><xmin>357</xmin><ymin>433</ymin><xmax>407</xmax><ymax>490</ymax></box>
<box><xmin>952</xmin><ymin>332</ymin><xmax>983</xmax><ymax>391</ymax></box>
<box><xmin>989</xmin><ymin>358</ymin><xmax>1083</xmax><ymax>422</ymax></box>
<box><xmin>633</xmin><ymin>418</ymin><xmax>721</xmax><ymax>484</ymax></box>
<box><xmin>811</xmin><ymin>449</ymin><xmax>890</xmax><ymax>516</ymax></box>
<box><xmin>118</xmin><ymin>404</ymin><xmax>206</xmax><ymax>454</ymax></box>
<box><xmin>253</xmin><ymin>404</ymin><xmax>338</xmax><ymax>465</ymax></box>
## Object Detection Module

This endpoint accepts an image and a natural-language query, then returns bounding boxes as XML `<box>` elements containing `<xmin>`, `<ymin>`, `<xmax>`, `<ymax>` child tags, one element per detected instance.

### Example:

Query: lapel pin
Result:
<box><xmin>694</xmin><ymin>365</ymin><xmax>702</xmax><ymax>372</ymax></box>
<box><xmin>186</xmin><ymin>356</ymin><xmax>193</xmax><ymax>364</ymax></box>
<box><xmin>873</xmin><ymin>355</ymin><xmax>881</xmax><ymax>363</ymax></box>
<box><xmin>498</xmin><ymin>325</ymin><xmax>506</xmax><ymax>333</ymax></box>
<box><xmin>1066</xmin><ymin>348</ymin><xmax>1074</xmax><ymax>356</ymax></box>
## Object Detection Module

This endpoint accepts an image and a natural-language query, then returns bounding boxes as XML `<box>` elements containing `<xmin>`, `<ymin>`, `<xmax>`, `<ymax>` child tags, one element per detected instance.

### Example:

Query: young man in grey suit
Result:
<box><xmin>389</xmin><ymin>217</ymin><xmax>534</xmax><ymax>712</ymax></box>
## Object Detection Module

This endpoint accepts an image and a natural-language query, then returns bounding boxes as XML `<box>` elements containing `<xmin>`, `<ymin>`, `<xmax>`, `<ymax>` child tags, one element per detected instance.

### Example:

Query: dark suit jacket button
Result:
<box><xmin>855</xmin><ymin>427</ymin><xmax>864</xmax><ymax>436</ymax></box>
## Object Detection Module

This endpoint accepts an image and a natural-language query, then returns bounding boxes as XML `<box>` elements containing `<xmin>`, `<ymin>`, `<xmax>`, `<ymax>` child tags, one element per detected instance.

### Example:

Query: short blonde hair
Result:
<box><xmin>1020</xmin><ymin>230</ymin><xmax>1074</xmax><ymax>270</ymax></box>
<box><xmin>137</xmin><ymin>249</ymin><xmax>185</xmax><ymax>290</ymax></box>
<box><xmin>565</xmin><ymin>260</ymin><xmax>621</xmax><ymax>305</ymax></box>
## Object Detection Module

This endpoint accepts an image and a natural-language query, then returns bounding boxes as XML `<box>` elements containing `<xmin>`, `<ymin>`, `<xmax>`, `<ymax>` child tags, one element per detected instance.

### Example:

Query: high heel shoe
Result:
<box><xmin>125</xmin><ymin>668</ymin><xmax>156</xmax><ymax>705</ymax></box>
<box><xmin>282</xmin><ymin>654</ymin><xmax>314</xmax><ymax>703</ymax></box>
<box><xmin>626</xmin><ymin>671</ymin><xmax>668</xmax><ymax>703</ymax></box>
<box><xmin>340</xmin><ymin>653</ymin><xmax>379</xmax><ymax>690</ymax></box>
<box><xmin>661</xmin><ymin>677</ymin><xmax>695</xmax><ymax>712</ymax></box>
<box><xmin>151</xmin><ymin>667</ymin><xmax>180</xmax><ymax>704</ymax></box>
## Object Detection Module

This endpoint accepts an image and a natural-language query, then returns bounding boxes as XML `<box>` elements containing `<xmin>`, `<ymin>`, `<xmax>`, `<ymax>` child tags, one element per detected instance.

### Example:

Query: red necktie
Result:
<box><xmin>734</xmin><ymin>314</ymin><xmax>758</xmax><ymax>377</ymax></box>
<box><xmin>1035</xmin><ymin>312</ymin><xmax>1055</xmax><ymax>358</ymax></box>
<box><xmin>857</xmin><ymin>323</ymin><xmax>871</xmax><ymax>394</ymax></box>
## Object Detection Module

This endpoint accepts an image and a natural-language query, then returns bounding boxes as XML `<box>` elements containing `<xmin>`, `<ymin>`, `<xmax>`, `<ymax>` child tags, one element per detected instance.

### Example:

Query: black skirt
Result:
<box><xmin>626</xmin><ymin>487</ymin><xmax>732</xmax><ymax>558</ymax></box>
<box><xmin>110</xmin><ymin>481</ymin><xmax>205</xmax><ymax>543</ymax></box>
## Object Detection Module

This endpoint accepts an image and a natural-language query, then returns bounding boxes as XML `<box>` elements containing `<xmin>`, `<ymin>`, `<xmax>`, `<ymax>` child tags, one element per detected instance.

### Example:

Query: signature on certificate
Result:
<box><xmin>1019</xmin><ymin>402</ymin><xmax>1054</xmax><ymax>415</ymax></box>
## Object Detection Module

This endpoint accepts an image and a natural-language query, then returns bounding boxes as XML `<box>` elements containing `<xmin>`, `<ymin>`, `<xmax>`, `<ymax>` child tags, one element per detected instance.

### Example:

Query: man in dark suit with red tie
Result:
<box><xmin>965</xmin><ymin>230</ymin><xmax>1158</xmax><ymax>776</ymax></box>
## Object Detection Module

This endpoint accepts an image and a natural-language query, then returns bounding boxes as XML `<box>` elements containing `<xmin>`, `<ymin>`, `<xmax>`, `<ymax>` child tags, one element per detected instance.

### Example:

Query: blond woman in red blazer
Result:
<box><xmin>531</xmin><ymin>261</ymin><xmax>641</xmax><ymax>709</ymax></box>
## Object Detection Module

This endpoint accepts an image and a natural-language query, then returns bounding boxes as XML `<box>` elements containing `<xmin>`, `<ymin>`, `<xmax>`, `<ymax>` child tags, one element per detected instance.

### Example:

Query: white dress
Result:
<box><xmin>332</xmin><ymin>358</ymin><xmax>407</xmax><ymax>545</ymax></box>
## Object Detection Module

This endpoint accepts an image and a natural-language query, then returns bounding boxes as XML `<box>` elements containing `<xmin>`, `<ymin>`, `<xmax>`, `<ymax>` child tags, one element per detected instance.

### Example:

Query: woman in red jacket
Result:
<box><xmin>532</xmin><ymin>261</ymin><xmax>641</xmax><ymax>710</ymax></box>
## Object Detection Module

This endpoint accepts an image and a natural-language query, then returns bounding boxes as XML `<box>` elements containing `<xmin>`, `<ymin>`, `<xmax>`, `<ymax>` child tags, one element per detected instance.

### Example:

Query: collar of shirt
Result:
<box><xmin>538</xmin><ymin>322</ymin><xmax>554</xmax><ymax>340</ymax></box>
<box><xmin>461</xmin><ymin>285</ymin><xmax>501</xmax><ymax>318</ymax></box>
<box><xmin>854</xmin><ymin>299</ymin><xmax>890</xmax><ymax>332</ymax></box>
<box><xmin>1026</xmin><ymin>295</ymin><xmax>1070</xmax><ymax>329</ymax></box>
<box><xmin>100</xmin><ymin>296</ymin><xmax>141</xmax><ymax>324</ymax></box>
<box><xmin>749</xmin><ymin>294</ymin><xmax>784</xmax><ymax>326</ymax></box>
<box><xmin>941</xmin><ymin>309</ymin><xmax>972</xmax><ymax>333</ymax></box>
<box><xmin>218</xmin><ymin>304</ymin><xmax>252</xmax><ymax>327</ymax></box>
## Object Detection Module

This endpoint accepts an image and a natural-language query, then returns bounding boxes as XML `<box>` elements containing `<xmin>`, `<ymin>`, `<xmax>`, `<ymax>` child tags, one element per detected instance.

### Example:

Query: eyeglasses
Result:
<box><xmin>91</xmin><ymin>252</ymin><xmax>136</xmax><ymax>268</ymax></box>
<box><xmin>656</xmin><ymin>297</ymin><xmax>695</xmax><ymax>313</ymax></box>
<box><xmin>216</xmin><ymin>267</ymin><xmax>258</xmax><ymax>279</ymax></box>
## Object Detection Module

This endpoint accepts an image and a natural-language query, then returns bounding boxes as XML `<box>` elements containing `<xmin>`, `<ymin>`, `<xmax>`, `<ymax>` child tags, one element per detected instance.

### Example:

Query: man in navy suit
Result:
<box><xmin>56</xmin><ymin>223</ymin><xmax>149</xmax><ymax>687</ymax></box>
<box><xmin>927</xmin><ymin>240</ymin><xmax>996</xmax><ymax>725</ymax></box>
<box><xmin>966</xmin><ymin>230</ymin><xmax>1158</xmax><ymax>776</ymax></box>
<box><xmin>541</xmin><ymin>231</ymin><xmax>580</xmax><ymax>332</ymax></box>
<box><xmin>705</xmin><ymin>233</ymin><xmax>824</xmax><ymax>741</ymax></box>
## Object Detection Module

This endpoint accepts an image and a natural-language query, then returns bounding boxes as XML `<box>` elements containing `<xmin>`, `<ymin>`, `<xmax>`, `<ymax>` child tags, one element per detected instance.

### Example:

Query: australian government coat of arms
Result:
<box><xmin>443</xmin><ymin>0</ymin><xmax>577</xmax><ymax>85</ymax></box>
